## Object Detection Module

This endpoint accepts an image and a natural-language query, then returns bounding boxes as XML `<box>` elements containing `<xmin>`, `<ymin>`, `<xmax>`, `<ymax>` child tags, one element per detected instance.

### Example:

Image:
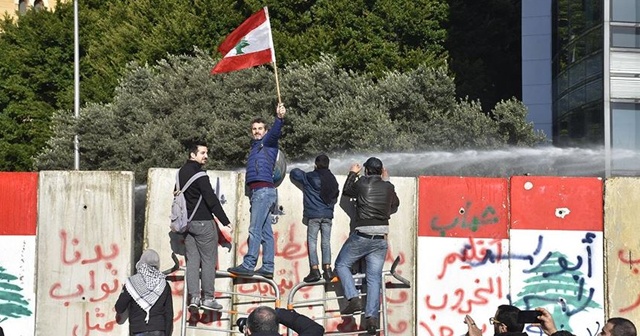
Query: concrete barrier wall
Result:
<box><xmin>416</xmin><ymin>176</ymin><xmax>605</xmax><ymax>336</ymax></box>
<box><xmin>144</xmin><ymin>169</ymin><xmax>416</xmax><ymax>335</ymax></box>
<box><xmin>35</xmin><ymin>171</ymin><xmax>134</xmax><ymax>336</ymax></box>
<box><xmin>417</xmin><ymin>176</ymin><xmax>510</xmax><ymax>336</ymax></box>
<box><xmin>604</xmin><ymin>178</ymin><xmax>640</xmax><ymax>321</ymax></box>
<box><xmin>509</xmin><ymin>176</ymin><xmax>604</xmax><ymax>335</ymax></box>
<box><xmin>1</xmin><ymin>171</ymin><xmax>637</xmax><ymax>335</ymax></box>
<box><xmin>0</xmin><ymin>172</ymin><xmax>38</xmax><ymax>336</ymax></box>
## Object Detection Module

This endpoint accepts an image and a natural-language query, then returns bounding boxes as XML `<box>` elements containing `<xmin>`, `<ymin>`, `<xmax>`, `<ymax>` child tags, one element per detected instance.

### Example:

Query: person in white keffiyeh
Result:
<box><xmin>115</xmin><ymin>249</ymin><xmax>173</xmax><ymax>336</ymax></box>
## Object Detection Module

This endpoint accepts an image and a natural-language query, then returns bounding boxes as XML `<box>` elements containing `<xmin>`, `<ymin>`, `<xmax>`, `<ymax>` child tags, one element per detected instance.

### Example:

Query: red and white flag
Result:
<box><xmin>210</xmin><ymin>7</ymin><xmax>276</xmax><ymax>74</ymax></box>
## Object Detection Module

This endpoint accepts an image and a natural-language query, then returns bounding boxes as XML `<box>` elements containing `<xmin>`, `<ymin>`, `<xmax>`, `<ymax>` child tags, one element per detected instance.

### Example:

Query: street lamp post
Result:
<box><xmin>73</xmin><ymin>0</ymin><xmax>79</xmax><ymax>170</ymax></box>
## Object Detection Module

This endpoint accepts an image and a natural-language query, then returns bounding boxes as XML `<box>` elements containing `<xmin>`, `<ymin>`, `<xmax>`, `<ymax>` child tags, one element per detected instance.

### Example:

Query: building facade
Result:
<box><xmin>523</xmin><ymin>0</ymin><xmax>640</xmax><ymax>176</ymax></box>
<box><xmin>1</xmin><ymin>0</ymin><xmax>58</xmax><ymax>18</ymax></box>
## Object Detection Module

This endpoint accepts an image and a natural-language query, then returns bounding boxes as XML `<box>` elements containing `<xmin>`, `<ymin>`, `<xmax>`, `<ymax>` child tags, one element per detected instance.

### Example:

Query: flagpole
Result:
<box><xmin>272</xmin><ymin>61</ymin><xmax>282</xmax><ymax>104</ymax></box>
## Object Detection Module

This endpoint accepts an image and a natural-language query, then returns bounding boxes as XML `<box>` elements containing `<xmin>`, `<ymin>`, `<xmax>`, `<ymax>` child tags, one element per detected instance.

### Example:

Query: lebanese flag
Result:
<box><xmin>211</xmin><ymin>7</ymin><xmax>276</xmax><ymax>74</ymax></box>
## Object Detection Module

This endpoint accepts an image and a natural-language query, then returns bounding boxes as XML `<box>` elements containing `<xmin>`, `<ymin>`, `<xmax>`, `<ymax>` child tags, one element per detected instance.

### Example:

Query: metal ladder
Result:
<box><xmin>286</xmin><ymin>256</ymin><xmax>410</xmax><ymax>336</ymax></box>
<box><xmin>170</xmin><ymin>259</ymin><xmax>281</xmax><ymax>336</ymax></box>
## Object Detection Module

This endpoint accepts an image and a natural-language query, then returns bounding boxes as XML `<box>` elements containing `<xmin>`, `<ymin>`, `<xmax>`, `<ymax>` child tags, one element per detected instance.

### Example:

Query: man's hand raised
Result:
<box><xmin>276</xmin><ymin>103</ymin><xmax>286</xmax><ymax>119</ymax></box>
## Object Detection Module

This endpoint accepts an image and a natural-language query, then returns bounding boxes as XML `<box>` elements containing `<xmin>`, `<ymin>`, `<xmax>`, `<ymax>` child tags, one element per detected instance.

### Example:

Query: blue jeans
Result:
<box><xmin>185</xmin><ymin>220</ymin><xmax>217</xmax><ymax>298</ymax></box>
<box><xmin>335</xmin><ymin>232</ymin><xmax>387</xmax><ymax>318</ymax></box>
<box><xmin>241</xmin><ymin>187</ymin><xmax>277</xmax><ymax>272</ymax></box>
<box><xmin>307</xmin><ymin>218</ymin><xmax>332</xmax><ymax>266</ymax></box>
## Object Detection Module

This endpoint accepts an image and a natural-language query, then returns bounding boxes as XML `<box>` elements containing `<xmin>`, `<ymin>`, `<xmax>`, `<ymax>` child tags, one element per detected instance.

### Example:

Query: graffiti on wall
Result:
<box><xmin>0</xmin><ymin>238</ymin><xmax>34</xmax><ymax>327</ymax></box>
<box><xmin>46</xmin><ymin>229</ymin><xmax>122</xmax><ymax>335</ymax></box>
<box><xmin>617</xmin><ymin>249</ymin><xmax>640</xmax><ymax>314</ymax></box>
<box><xmin>416</xmin><ymin>176</ymin><xmax>605</xmax><ymax>336</ymax></box>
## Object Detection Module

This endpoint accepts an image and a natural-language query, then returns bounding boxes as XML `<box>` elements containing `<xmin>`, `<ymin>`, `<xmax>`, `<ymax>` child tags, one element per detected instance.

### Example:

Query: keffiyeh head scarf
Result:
<box><xmin>124</xmin><ymin>249</ymin><xmax>166</xmax><ymax>323</ymax></box>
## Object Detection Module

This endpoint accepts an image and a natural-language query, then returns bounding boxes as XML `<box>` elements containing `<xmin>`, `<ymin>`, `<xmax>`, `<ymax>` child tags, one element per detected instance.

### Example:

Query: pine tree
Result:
<box><xmin>0</xmin><ymin>266</ymin><xmax>32</xmax><ymax>322</ymax></box>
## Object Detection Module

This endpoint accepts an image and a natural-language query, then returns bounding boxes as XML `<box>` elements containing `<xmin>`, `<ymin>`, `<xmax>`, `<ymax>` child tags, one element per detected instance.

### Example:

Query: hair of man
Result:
<box><xmin>364</xmin><ymin>157</ymin><xmax>383</xmax><ymax>176</ymax></box>
<box><xmin>250</xmin><ymin>117</ymin><xmax>269</xmax><ymax>130</ymax></box>
<box><xmin>496</xmin><ymin>305</ymin><xmax>524</xmax><ymax>332</ymax></box>
<box><xmin>187</xmin><ymin>140</ymin><xmax>208</xmax><ymax>158</ymax></box>
<box><xmin>608</xmin><ymin>317</ymin><xmax>637</xmax><ymax>336</ymax></box>
<box><xmin>247</xmin><ymin>306</ymin><xmax>279</xmax><ymax>333</ymax></box>
<box><xmin>315</xmin><ymin>154</ymin><xmax>330</xmax><ymax>169</ymax></box>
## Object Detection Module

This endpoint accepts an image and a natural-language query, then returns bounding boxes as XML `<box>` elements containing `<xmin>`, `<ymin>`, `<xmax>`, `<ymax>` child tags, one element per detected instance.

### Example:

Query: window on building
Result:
<box><xmin>611</xmin><ymin>26</ymin><xmax>640</xmax><ymax>48</ymax></box>
<box><xmin>34</xmin><ymin>0</ymin><xmax>44</xmax><ymax>11</ymax></box>
<box><xmin>18</xmin><ymin>0</ymin><xmax>28</xmax><ymax>15</ymax></box>
<box><xmin>612</xmin><ymin>0</ymin><xmax>640</xmax><ymax>23</ymax></box>
<box><xmin>611</xmin><ymin>103</ymin><xmax>640</xmax><ymax>175</ymax></box>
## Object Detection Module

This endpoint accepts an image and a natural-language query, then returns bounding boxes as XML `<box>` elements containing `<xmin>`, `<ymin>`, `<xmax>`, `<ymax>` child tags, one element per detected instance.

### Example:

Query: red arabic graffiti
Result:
<box><xmin>47</xmin><ymin>230</ymin><xmax>124</xmax><ymax>335</ymax></box>
<box><xmin>424</xmin><ymin>276</ymin><xmax>503</xmax><ymax>314</ymax></box>
<box><xmin>71</xmin><ymin>308</ymin><xmax>117</xmax><ymax>336</ymax></box>
<box><xmin>616</xmin><ymin>249</ymin><xmax>640</xmax><ymax>313</ymax></box>
<box><xmin>438</xmin><ymin>238</ymin><xmax>503</xmax><ymax>279</ymax></box>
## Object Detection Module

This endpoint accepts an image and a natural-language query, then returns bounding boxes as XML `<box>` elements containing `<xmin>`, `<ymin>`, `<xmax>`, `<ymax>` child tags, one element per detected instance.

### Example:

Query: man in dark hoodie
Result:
<box><xmin>178</xmin><ymin>141</ymin><xmax>232</xmax><ymax>311</ymax></box>
<box><xmin>290</xmin><ymin>154</ymin><xmax>339</xmax><ymax>282</ymax></box>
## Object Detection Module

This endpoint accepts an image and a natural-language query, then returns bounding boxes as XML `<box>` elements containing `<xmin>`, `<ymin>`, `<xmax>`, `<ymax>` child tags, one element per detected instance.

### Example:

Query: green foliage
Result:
<box><xmin>0</xmin><ymin>0</ymin><xmax>451</xmax><ymax>170</ymax></box>
<box><xmin>36</xmin><ymin>52</ymin><xmax>543</xmax><ymax>183</ymax></box>
<box><xmin>2</xmin><ymin>0</ymin><xmax>537</xmax><ymax>172</ymax></box>
<box><xmin>491</xmin><ymin>98</ymin><xmax>548</xmax><ymax>146</ymax></box>
<box><xmin>0</xmin><ymin>5</ymin><xmax>74</xmax><ymax>170</ymax></box>
<box><xmin>269</xmin><ymin>0</ymin><xmax>448</xmax><ymax>75</ymax></box>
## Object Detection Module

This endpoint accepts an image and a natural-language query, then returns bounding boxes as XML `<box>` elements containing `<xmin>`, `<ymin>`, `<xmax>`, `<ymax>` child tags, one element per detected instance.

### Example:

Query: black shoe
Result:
<box><xmin>323</xmin><ymin>266</ymin><xmax>334</xmax><ymax>281</ymax></box>
<box><xmin>341</xmin><ymin>297</ymin><xmax>362</xmax><ymax>315</ymax></box>
<box><xmin>366</xmin><ymin>317</ymin><xmax>379</xmax><ymax>335</ymax></box>
<box><xmin>255</xmin><ymin>268</ymin><xmax>274</xmax><ymax>279</ymax></box>
<box><xmin>227</xmin><ymin>265</ymin><xmax>254</xmax><ymax>276</ymax></box>
<box><xmin>303</xmin><ymin>269</ymin><xmax>322</xmax><ymax>282</ymax></box>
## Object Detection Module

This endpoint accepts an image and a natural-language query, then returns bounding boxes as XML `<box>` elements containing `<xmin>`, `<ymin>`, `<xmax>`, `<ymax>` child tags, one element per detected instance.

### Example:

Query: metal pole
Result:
<box><xmin>73</xmin><ymin>0</ymin><xmax>80</xmax><ymax>170</ymax></box>
<box><xmin>603</xmin><ymin>0</ymin><xmax>611</xmax><ymax>177</ymax></box>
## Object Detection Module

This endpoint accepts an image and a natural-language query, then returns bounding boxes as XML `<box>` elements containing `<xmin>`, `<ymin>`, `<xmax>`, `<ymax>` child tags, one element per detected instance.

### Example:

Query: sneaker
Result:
<box><xmin>341</xmin><ymin>297</ymin><xmax>362</xmax><ymax>315</ymax></box>
<box><xmin>366</xmin><ymin>317</ymin><xmax>379</xmax><ymax>335</ymax></box>
<box><xmin>323</xmin><ymin>266</ymin><xmax>334</xmax><ymax>281</ymax></box>
<box><xmin>255</xmin><ymin>268</ymin><xmax>274</xmax><ymax>279</ymax></box>
<box><xmin>227</xmin><ymin>265</ymin><xmax>255</xmax><ymax>276</ymax></box>
<box><xmin>303</xmin><ymin>269</ymin><xmax>322</xmax><ymax>282</ymax></box>
<box><xmin>188</xmin><ymin>296</ymin><xmax>201</xmax><ymax>309</ymax></box>
<box><xmin>201</xmin><ymin>298</ymin><xmax>223</xmax><ymax>311</ymax></box>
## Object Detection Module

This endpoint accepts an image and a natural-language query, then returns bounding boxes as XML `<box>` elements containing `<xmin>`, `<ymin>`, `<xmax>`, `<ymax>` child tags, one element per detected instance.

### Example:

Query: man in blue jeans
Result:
<box><xmin>228</xmin><ymin>103</ymin><xmax>286</xmax><ymax>279</ymax></box>
<box><xmin>290</xmin><ymin>154</ymin><xmax>339</xmax><ymax>282</ymax></box>
<box><xmin>335</xmin><ymin>157</ymin><xmax>399</xmax><ymax>335</ymax></box>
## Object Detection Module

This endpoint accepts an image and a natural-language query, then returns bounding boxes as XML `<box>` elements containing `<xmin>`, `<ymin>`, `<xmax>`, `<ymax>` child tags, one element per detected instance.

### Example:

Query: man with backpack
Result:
<box><xmin>178</xmin><ymin>141</ymin><xmax>232</xmax><ymax>311</ymax></box>
<box><xmin>228</xmin><ymin>103</ymin><xmax>286</xmax><ymax>279</ymax></box>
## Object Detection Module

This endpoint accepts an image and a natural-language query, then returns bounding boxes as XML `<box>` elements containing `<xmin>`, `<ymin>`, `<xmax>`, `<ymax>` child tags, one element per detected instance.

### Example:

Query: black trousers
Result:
<box><xmin>132</xmin><ymin>331</ymin><xmax>165</xmax><ymax>336</ymax></box>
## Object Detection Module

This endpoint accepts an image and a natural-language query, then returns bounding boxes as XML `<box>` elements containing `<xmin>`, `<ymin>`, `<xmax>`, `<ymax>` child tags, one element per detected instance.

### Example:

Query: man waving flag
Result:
<box><xmin>211</xmin><ymin>7</ymin><xmax>276</xmax><ymax>74</ymax></box>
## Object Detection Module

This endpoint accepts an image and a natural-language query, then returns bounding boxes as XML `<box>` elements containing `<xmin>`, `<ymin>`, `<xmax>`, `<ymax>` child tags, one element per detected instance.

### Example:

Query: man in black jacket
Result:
<box><xmin>334</xmin><ymin>157</ymin><xmax>399</xmax><ymax>335</ymax></box>
<box><xmin>240</xmin><ymin>306</ymin><xmax>324</xmax><ymax>335</ymax></box>
<box><xmin>464</xmin><ymin>305</ymin><xmax>527</xmax><ymax>336</ymax></box>
<box><xmin>179</xmin><ymin>141</ymin><xmax>233</xmax><ymax>311</ymax></box>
